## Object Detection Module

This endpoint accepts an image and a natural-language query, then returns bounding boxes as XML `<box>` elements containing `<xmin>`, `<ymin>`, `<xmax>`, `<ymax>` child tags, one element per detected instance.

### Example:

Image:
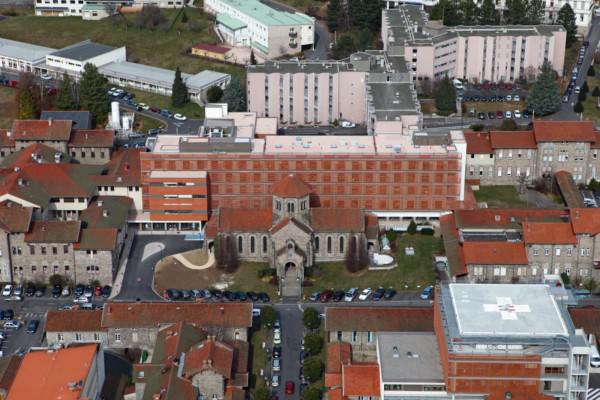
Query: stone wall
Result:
<box><xmin>46</xmin><ymin>331</ymin><xmax>109</xmax><ymax>347</ymax></box>
<box><xmin>74</xmin><ymin>249</ymin><xmax>115</xmax><ymax>286</ymax></box>
<box><xmin>192</xmin><ymin>369</ymin><xmax>226</xmax><ymax>399</ymax></box>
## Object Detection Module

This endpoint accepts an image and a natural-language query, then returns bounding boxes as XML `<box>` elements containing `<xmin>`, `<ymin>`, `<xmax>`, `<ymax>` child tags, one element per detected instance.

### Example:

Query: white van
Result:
<box><xmin>591</xmin><ymin>345</ymin><xmax>600</xmax><ymax>367</ymax></box>
<box><xmin>453</xmin><ymin>79</ymin><xmax>464</xmax><ymax>90</ymax></box>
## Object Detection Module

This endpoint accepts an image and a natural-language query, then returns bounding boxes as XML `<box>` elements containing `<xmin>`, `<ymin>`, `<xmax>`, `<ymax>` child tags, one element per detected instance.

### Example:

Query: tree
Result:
<box><xmin>332</xmin><ymin>34</ymin><xmax>356</xmax><ymax>59</ymax></box>
<box><xmin>434</xmin><ymin>76</ymin><xmax>456</xmax><ymax>115</ymax></box>
<box><xmin>578</xmin><ymin>90</ymin><xmax>586</xmax><ymax>102</ymax></box>
<box><xmin>261</xmin><ymin>306</ymin><xmax>277</xmax><ymax>327</ymax></box>
<box><xmin>557</xmin><ymin>4</ymin><xmax>577</xmax><ymax>48</ymax></box>
<box><xmin>135</xmin><ymin>4</ymin><xmax>166</xmax><ymax>30</ymax></box>
<box><xmin>49</xmin><ymin>274</ymin><xmax>64</xmax><ymax>287</ymax></box>
<box><xmin>344</xmin><ymin>235</ymin><xmax>358</xmax><ymax>273</ymax></box>
<box><xmin>221</xmin><ymin>76</ymin><xmax>246</xmax><ymax>112</ymax></box>
<box><xmin>254</xmin><ymin>387</ymin><xmax>270</xmax><ymax>400</ymax></box>
<box><xmin>506</xmin><ymin>0</ymin><xmax>528</xmax><ymax>24</ymax></box>
<box><xmin>526</xmin><ymin>0</ymin><xmax>544</xmax><ymax>24</ymax></box>
<box><xmin>584</xmin><ymin>278</ymin><xmax>598</xmax><ymax>295</ymax></box>
<box><xmin>56</xmin><ymin>73</ymin><xmax>77</xmax><ymax>110</ymax></box>
<box><xmin>582</xmin><ymin>80</ymin><xmax>589</xmax><ymax>93</ymax></box>
<box><xmin>79</xmin><ymin>63</ymin><xmax>109</xmax><ymax>124</ymax></box>
<box><xmin>303</xmin><ymin>307</ymin><xmax>320</xmax><ymax>330</ymax></box>
<box><xmin>560</xmin><ymin>272</ymin><xmax>571</xmax><ymax>286</ymax></box>
<box><xmin>348</xmin><ymin>0</ymin><xmax>381</xmax><ymax>32</ymax></box>
<box><xmin>461</xmin><ymin>0</ymin><xmax>479</xmax><ymax>25</ymax></box>
<box><xmin>207</xmin><ymin>85</ymin><xmax>224</xmax><ymax>103</ymax></box>
<box><xmin>181</xmin><ymin>9</ymin><xmax>188</xmax><ymax>23</ymax></box>
<box><xmin>355</xmin><ymin>28</ymin><xmax>374</xmax><ymax>51</ymax></box>
<box><xmin>500</xmin><ymin>119</ymin><xmax>518</xmax><ymax>130</ymax></box>
<box><xmin>593</xmin><ymin>86</ymin><xmax>600</xmax><ymax>97</ymax></box>
<box><xmin>479</xmin><ymin>0</ymin><xmax>497</xmax><ymax>24</ymax></box>
<box><xmin>574</xmin><ymin>101</ymin><xmax>584</xmax><ymax>113</ymax></box>
<box><xmin>326</xmin><ymin>0</ymin><xmax>341</xmax><ymax>32</ymax></box>
<box><xmin>526</xmin><ymin>61</ymin><xmax>561</xmax><ymax>116</ymax></box>
<box><xmin>443</xmin><ymin>1</ymin><xmax>462</xmax><ymax>26</ymax></box>
<box><xmin>19</xmin><ymin>85</ymin><xmax>38</xmax><ymax>119</ymax></box>
<box><xmin>250</xmin><ymin>49</ymin><xmax>257</xmax><ymax>65</ymax></box>
<box><xmin>304</xmin><ymin>332</ymin><xmax>324</xmax><ymax>356</ymax></box>
<box><xmin>588</xmin><ymin>66</ymin><xmax>596</xmax><ymax>77</ymax></box>
<box><xmin>407</xmin><ymin>220</ymin><xmax>417</xmax><ymax>235</ymax></box>
<box><xmin>429</xmin><ymin>0</ymin><xmax>448</xmax><ymax>20</ymax></box>
<box><xmin>301</xmin><ymin>387</ymin><xmax>322</xmax><ymax>400</ymax></box>
<box><xmin>171</xmin><ymin>67</ymin><xmax>189</xmax><ymax>107</ymax></box>
<box><xmin>357</xmin><ymin>235</ymin><xmax>370</xmax><ymax>270</ymax></box>
<box><xmin>303</xmin><ymin>357</ymin><xmax>323</xmax><ymax>383</ymax></box>
<box><xmin>215</xmin><ymin>234</ymin><xmax>240</xmax><ymax>273</ymax></box>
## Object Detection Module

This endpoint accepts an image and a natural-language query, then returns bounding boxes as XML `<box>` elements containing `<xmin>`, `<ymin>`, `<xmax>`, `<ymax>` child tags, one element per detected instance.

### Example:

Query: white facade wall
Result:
<box><xmin>46</xmin><ymin>47</ymin><xmax>126</xmax><ymax>74</ymax></box>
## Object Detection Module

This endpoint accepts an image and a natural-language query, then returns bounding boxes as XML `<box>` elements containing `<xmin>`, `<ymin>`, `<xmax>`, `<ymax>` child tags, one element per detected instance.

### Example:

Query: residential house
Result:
<box><xmin>45</xmin><ymin>310</ymin><xmax>108</xmax><ymax>347</ymax></box>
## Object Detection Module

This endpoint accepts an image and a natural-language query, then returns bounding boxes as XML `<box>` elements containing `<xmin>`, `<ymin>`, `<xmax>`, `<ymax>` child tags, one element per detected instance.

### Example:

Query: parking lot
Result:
<box><xmin>457</xmin><ymin>81</ymin><xmax>532</xmax><ymax>122</ymax></box>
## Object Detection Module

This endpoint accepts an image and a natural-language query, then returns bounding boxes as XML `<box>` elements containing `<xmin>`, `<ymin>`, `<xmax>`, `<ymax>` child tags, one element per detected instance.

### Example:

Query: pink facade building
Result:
<box><xmin>383</xmin><ymin>5</ymin><xmax>566</xmax><ymax>83</ymax></box>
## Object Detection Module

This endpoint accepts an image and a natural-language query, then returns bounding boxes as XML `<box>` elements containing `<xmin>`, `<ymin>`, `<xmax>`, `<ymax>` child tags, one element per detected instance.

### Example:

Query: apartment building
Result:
<box><xmin>204</xmin><ymin>0</ymin><xmax>314</xmax><ymax>58</ymax></box>
<box><xmin>35</xmin><ymin>0</ymin><xmax>185</xmax><ymax>18</ymax></box>
<box><xmin>382</xmin><ymin>0</ymin><xmax>593</xmax><ymax>32</ymax></box>
<box><xmin>141</xmin><ymin>129</ymin><xmax>469</xmax><ymax>231</ymax></box>
<box><xmin>246</xmin><ymin>51</ymin><xmax>421</xmax><ymax>132</ymax></box>
<box><xmin>440</xmin><ymin>207</ymin><xmax>600</xmax><ymax>283</ymax></box>
<box><xmin>383</xmin><ymin>5</ymin><xmax>566</xmax><ymax>82</ymax></box>
<box><xmin>465</xmin><ymin>121</ymin><xmax>600</xmax><ymax>185</ymax></box>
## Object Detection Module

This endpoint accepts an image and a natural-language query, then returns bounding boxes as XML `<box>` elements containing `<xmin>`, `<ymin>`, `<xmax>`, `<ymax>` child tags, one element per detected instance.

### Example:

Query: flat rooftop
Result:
<box><xmin>377</xmin><ymin>332</ymin><xmax>444</xmax><ymax>383</ymax></box>
<box><xmin>0</xmin><ymin>37</ymin><xmax>55</xmax><ymax>62</ymax></box>
<box><xmin>50</xmin><ymin>40</ymin><xmax>117</xmax><ymax>61</ymax></box>
<box><xmin>150</xmin><ymin>132</ymin><xmax>461</xmax><ymax>156</ymax></box>
<box><xmin>449</xmin><ymin>284</ymin><xmax>568</xmax><ymax>337</ymax></box>
<box><xmin>216</xmin><ymin>0</ymin><xmax>313</xmax><ymax>26</ymax></box>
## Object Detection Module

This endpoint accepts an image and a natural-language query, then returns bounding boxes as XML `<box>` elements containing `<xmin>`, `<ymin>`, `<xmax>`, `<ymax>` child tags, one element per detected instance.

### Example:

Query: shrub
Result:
<box><xmin>407</xmin><ymin>220</ymin><xmax>417</xmax><ymax>235</ymax></box>
<box><xmin>261</xmin><ymin>306</ymin><xmax>277</xmax><ymax>327</ymax></box>
<box><xmin>420</xmin><ymin>227</ymin><xmax>435</xmax><ymax>235</ymax></box>
<box><xmin>303</xmin><ymin>357</ymin><xmax>323</xmax><ymax>383</ymax></box>
<box><xmin>49</xmin><ymin>274</ymin><xmax>64</xmax><ymax>287</ymax></box>
<box><xmin>469</xmin><ymin>124</ymin><xmax>484</xmax><ymax>131</ymax></box>
<box><xmin>303</xmin><ymin>307</ymin><xmax>320</xmax><ymax>330</ymax></box>
<box><xmin>304</xmin><ymin>332</ymin><xmax>324</xmax><ymax>355</ymax></box>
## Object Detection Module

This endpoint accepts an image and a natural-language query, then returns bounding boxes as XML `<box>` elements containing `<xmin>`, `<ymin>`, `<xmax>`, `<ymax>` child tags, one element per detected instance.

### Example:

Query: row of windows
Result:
<box><xmin>472</xmin><ymin>265</ymin><xmax>590</xmax><ymax>277</ymax></box>
<box><xmin>27</xmin><ymin>244</ymin><xmax>69</xmax><ymax>256</ymax></box>
<box><xmin>15</xmin><ymin>265</ymin><xmax>69</xmax><ymax>274</ymax></box>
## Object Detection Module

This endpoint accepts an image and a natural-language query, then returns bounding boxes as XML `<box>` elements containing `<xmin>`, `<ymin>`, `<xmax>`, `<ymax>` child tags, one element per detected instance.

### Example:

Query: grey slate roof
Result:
<box><xmin>40</xmin><ymin>111</ymin><xmax>92</xmax><ymax>129</ymax></box>
<box><xmin>50</xmin><ymin>40</ymin><xmax>116</xmax><ymax>61</ymax></box>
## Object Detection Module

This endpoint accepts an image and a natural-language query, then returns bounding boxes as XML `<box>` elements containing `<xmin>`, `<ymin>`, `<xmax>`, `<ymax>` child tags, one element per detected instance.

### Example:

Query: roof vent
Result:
<box><xmin>495</xmin><ymin>215</ymin><xmax>501</xmax><ymax>222</ymax></box>
<box><xmin>138</xmin><ymin>371</ymin><xmax>145</xmax><ymax>378</ymax></box>
<box><xmin>103</xmin><ymin>210</ymin><xmax>109</xmax><ymax>217</ymax></box>
<box><xmin>13</xmin><ymin>167</ymin><xmax>20</xmax><ymax>173</ymax></box>
<box><xmin>97</xmin><ymin>200</ymin><xmax>103</xmax><ymax>207</ymax></box>
<box><xmin>392</xmin><ymin>346</ymin><xmax>400</xmax><ymax>358</ymax></box>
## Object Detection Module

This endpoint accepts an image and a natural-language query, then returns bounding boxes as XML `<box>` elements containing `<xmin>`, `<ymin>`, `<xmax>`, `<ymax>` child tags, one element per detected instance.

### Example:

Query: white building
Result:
<box><xmin>204</xmin><ymin>0</ymin><xmax>315</xmax><ymax>59</ymax></box>
<box><xmin>35</xmin><ymin>0</ymin><xmax>184</xmax><ymax>18</ymax></box>
<box><xmin>382</xmin><ymin>0</ymin><xmax>594</xmax><ymax>32</ymax></box>
<box><xmin>45</xmin><ymin>40</ymin><xmax>127</xmax><ymax>76</ymax></box>
<box><xmin>0</xmin><ymin>38</ymin><xmax>54</xmax><ymax>73</ymax></box>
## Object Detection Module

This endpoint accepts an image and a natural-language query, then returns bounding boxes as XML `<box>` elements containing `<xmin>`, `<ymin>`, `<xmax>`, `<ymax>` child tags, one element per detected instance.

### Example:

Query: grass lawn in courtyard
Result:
<box><xmin>153</xmin><ymin>257</ymin><xmax>277</xmax><ymax>299</ymax></box>
<box><xmin>474</xmin><ymin>185</ymin><xmax>530</xmax><ymax>208</ymax></box>
<box><xmin>249</xmin><ymin>326</ymin><xmax>269</xmax><ymax>391</ymax></box>
<box><xmin>132</xmin><ymin>113</ymin><xmax>165</xmax><ymax>133</ymax></box>
<box><xmin>0</xmin><ymin>87</ymin><xmax>17</xmax><ymax>129</ymax></box>
<box><xmin>0</xmin><ymin>9</ymin><xmax>244</xmax><ymax>79</ymax></box>
<box><xmin>582</xmin><ymin>75</ymin><xmax>600</xmax><ymax>121</ymax></box>
<box><xmin>304</xmin><ymin>234</ymin><xmax>442</xmax><ymax>295</ymax></box>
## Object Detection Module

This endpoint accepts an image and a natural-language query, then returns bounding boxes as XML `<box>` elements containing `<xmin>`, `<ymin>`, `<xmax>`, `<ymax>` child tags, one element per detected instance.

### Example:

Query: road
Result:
<box><xmin>115</xmin><ymin>235</ymin><xmax>200</xmax><ymax>301</ymax></box>
<box><xmin>552</xmin><ymin>16</ymin><xmax>600</xmax><ymax>121</ymax></box>
<box><xmin>280</xmin><ymin>125</ymin><xmax>367</xmax><ymax>135</ymax></box>
<box><xmin>118</xmin><ymin>101</ymin><xmax>204</xmax><ymax>135</ymax></box>
<box><xmin>303</xmin><ymin>21</ymin><xmax>331</xmax><ymax>61</ymax></box>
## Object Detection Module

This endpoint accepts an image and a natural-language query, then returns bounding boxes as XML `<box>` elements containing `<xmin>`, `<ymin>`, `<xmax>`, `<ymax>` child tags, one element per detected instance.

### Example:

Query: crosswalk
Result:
<box><xmin>588</xmin><ymin>388</ymin><xmax>600</xmax><ymax>400</ymax></box>
<box><xmin>19</xmin><ymin>312</ymin><xmax>44</xmax><ymax>319</ymax></box>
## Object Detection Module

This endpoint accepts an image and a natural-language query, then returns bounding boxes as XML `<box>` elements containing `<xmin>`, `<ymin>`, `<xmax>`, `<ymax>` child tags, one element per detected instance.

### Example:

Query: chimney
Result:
<box><xmin>6</xmin><ymin>131</ymin><xmax>11</xmax><ymax>137</ymax></box>
<box><xmin>576</xmin><ymin>210</ymin><xmax>580</xmax><ymax>219</ymax></box>
<box><xmin>102</xmin><ymin>210</ymin><xmax>109</xmax><ymax>217</ymax></box>
<box><xmin>207</xmin><ymin>359</ymin><xmax>213</xmax><ymax>367</ymax></box>
<box><xmin>97</xmin><ymin>200</ymin><xmax>103</xmax><ymax>207</ymax></box>
<box><xmin>48</xmin><ymin>118</ymin><xmax>52</xmax><ymax>126</ymax></box>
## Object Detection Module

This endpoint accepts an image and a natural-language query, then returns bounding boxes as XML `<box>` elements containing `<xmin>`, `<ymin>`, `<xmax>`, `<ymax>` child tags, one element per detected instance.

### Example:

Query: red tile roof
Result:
<box><xmin>440</xmin><ymin>213</ymin><xmax>468</xmax><ymax>278</ymax></box>
<box><xmin>270</xmin><ymin>217</ymin><xmax>312</xmax><ymax>235</ymax></box>
<box><xmin>101</xmin><ymin>302</ymin><xmax>253</xmax><ymax>329</ymax></box>
<box><xmin>0</xmin><ymin>202</ymin><xmax>32</xmax><ymax>233</ymax></box>
<box><xmin>24</xmin><ymin>220</ymin><xmax>81</xmax><ymax>243</ymax></box>
<box><xmin>522</xmin><ymin>221</ymin><xmax>577</xmax><ymax>244</ymax></box>
<box><xmin>326</xmin><ymin>342</ymin><xmax>352</xmax><ymax>374</ymax></box>
<box><xmin>454</xmin><ymin>209</ymin><xmax>566</xmax><ymax>228</ymax></box>
<box><xmin>310</xmin><ymin>209</ymin><xmax>365</xmax><ymax>232</ymax></box>
<box><xmin>192</xmin><ymin>43</ymin><xmax>231</xmax><ymax>54</ymax></box>
<box><xmin>74</xmin><ymin>227</ymin><xmax>118</xmax><ymax>251</ymax></box>
<box><xmin>533</xmin><ymin>120</ymin><xmax>597</xmax><ymax>142</ymax></box>
<box><xmin>217</xmin><ymin>208</ymin><xmax>273</xmax><ymax>232</ymax></box>
<box><xmin>464</xmin><ymin>131</ymin><xmax>492</xmax><ymax>154</ymax></box>
<box><xmin>462</xmin><ymin>241</ymin><xmax>528</xmax><ymax>265</ymax></box>
<box><xmin>0</xmin><ymin>130</ymin><xmax>15</xmax><ymax>147</ymax></box>
<box><xmin>68</xmin><ymin>129</ymin><xmax>114</xmax><ymax>148</ymax></box>
<box><xmin>342</xmin><ymin>364</ymin><xmax>380</xmax><ymax>397</ymax></box>
<box><xmin>271</xmin><ymin>174</ymin><xmax>312</xmax><ymax>198</ymax></box>
<box><xmin>184</xmin><ymin>337</ymin><xmax>234</xmax><ymax>379</ymax></box>
<box><xmin>569</xmin><ymin>208</ymin><xmax>600</xmax><ymax>235</ymax></box>
<box><xmin>8</xmin><ymin>344</ymin><xmax>98</xmax><ymax>400</ymax></box>
<box><xmin>11</xmin><ymin>120</ymin><xmax>72</xmax><ymax>142</ymax></box>
<box><xmin>45</xmin><ymin>310</ymin><xmax>105</xmax><ymax>332</ymax></box>
<box><xmin>325</xmin><ymin>307</ymin><xmax>434</xmax><ymax>332</ymax></box>
<box><xmin>93</xmin><ymin>148</ymin><xmax>141</xmax><ymax>187</ymax></box>
<box><xmin>569</xmin><ymin>307</ymin><xmax>600</xmax><ymax>344</ymax></box>
<box><xmin>327</xmin><ymin>388</ymin><xmax>345</xmax><ymax>400</ymax></box>
<box><xmin>489</xmin><ymin>131</ymin><xmax>537</xmax><ymax>149</ymax></box>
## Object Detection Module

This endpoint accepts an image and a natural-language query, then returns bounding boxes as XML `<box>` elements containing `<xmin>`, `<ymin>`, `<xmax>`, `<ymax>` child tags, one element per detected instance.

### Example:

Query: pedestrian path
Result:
<box><xmin>589</xmin><ymin>388</ymin><xmax>600</xmax><ymax>400</ymax></box>
<box><xmin>173</xmin><ymin>252</ymin><xmax>215</xmax><ymax>270</ymax></box>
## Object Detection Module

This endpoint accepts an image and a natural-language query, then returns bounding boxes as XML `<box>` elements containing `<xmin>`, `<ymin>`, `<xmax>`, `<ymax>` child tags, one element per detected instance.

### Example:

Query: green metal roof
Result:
<box><xmin>81</xmin><ymin>4</ymin><xmax>107</xmax><ymax>11</ymax></box>
<box><xmin>217</xmin><ymin>0</ymin><xmax>313</xmax><ymax>26</ymax></box>
<box><xmin>252</xmin><ymin>41</ymin><xmax>269</xmax><ymax>54</ymax></box>
<box><xmin>217</xmin><ymin>13</ymin><xmax>247</xmax><ymax>30</ymax></box>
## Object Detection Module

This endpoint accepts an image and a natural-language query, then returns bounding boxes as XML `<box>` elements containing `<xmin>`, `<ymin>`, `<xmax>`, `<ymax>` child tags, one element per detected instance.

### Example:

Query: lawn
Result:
<box><xmin>304</xmin><ymin>234</ymin><xmax>442</xmax><ymax>295</ymax></box>
<box><xmin>0</xmin><ymin>87</ymin><xmax>17</xmax><ymax>129</ymax></box>
<box><xmin>0</xmin><ymin>8</ymin><xmax>244</xmax><ymax>79</ymax></box>
<box><xmin>126</xmin><ymin>88</ymin><xmax>205</xmax><ymax>119</ymax></box>
<box><xmin>464</xmin><ymin>100</ymin><xmax>526</xmax><ymax>114</ymax></box>
<box><xmin>227</xmin><ymin>262</ymin><xmax>277</xmax><ymax>299</ymax></box>
<box><xmin>132</xmin><ymin>113</ymin><xmax>165</xmax><ymax>133</ymax></box>
<box><xmin>582</xmin><ymin>74</ymin><xmax>600</xmax><ymax>121</ymax></box>
<box><xmin>474</xmin><ymin>185</ymin><xmax>530</xmax><ymax>208</ymax></box>
<box><xmin>249</xmin><ymin>326</ymin><xmax>269</xmax><ymax>391</ymax></box>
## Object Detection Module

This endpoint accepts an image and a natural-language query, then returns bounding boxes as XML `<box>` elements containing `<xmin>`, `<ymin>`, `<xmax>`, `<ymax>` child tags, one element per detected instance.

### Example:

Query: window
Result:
<box><xmin>367</xmin><ymin>332</ymin><xmax>373</xmax><ymax>343</ymax></box>
<box><xmin>544</xmin><ymin>247</ymin><xmax>550</xmax><ymax>256</ymax></box>
<box><xmin>533</xmin><ymin>247</ymin><xmax>539</xmax><ymax>256</ymax></box>
<box><xmin>352</xmin><ymin>331</ymin><xmax>358</xmax><ymax>342</ymax></box>
<box><xmin>555</xmin><ymin>248</ymin><xmax>561</xmax><ymax>256</ymax></box>
<box><xmin>63</xmin><ymin>245</ymin><xmax>69</xmax><ymax>254</ymax></box>
<box><xmin>114</xmin><ymin>333</ymin><xmax>121</xmax><ymax>342</ymax></box>
<box><xmin>41</xmin><ymin>246</ymin><xmax>46</xmax><ymax>255</ymax></box>
<box><xmin>262</xmin><ymin>236</ymin><xmax>268</xmax><ymax>253</ymax></box>
<box><xmin>339</xmin><ymin>237</ymin><xmax>344</xmax><ymax>253</ymax></box>
<box><xmin>315</xmin><ymin>236</ymin><xmax>320</xmax><ymax>252</ymax></box>
<box><xmin>52</xmin><ymin>246</ymin><xmax>57</xmax><ymax>255</ymax></box>
<box><xmin>93</xmin><ymin>333</ymin><xmax>100</xmax><ymax>341</ymax></box>
<box><xmin>497</xmin><ymin>168</ymin><xmax>502</xmax><ymax>177</ymax></box>
<box><xmin>75</xmin><ymin>333</ymin><xmax>82</xmax><ymax>341</ymax></box>
<box><xmin>238</xmin><ymin>236</ymin><xmax>243</xmax><ymax>253</ymax></box>
<box><xmin>287</xmin><ymin>202</ymin><xmax>295</xmax><ymax>213</ymax></box>
<box><xmin>57</xmin><ymin>333</ymin><xmax>64</xmax><ymax>342</ymax></box>
<box><xmin>567</xmin><ymin>247</ymin><xmax>572</xmax><ymax>256</ymax></box>
<box><xmin>327</xmin><ymin>237</ymin><xmax>332</xmax><ymax>254</ymax></box>
<box><xmin>29</xmin><ymin>245</ymin><xmax>35</xmax><ymax>255</ymax></box>
<box><xmin>250</xmin><ymin>236</ymin><xmax>256</xmax><ymax>254</ymax></box>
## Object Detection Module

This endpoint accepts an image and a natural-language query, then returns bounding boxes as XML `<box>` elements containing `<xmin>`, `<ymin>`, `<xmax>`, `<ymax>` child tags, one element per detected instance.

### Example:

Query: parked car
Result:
<box><xmin>285</xmin><ymin>381</ymin><xmax>295</xmax><ymax>395</ymax></box>
<box><xmin>74</xmin><ymin>295</ymin><xmax>90</xmax><ymax>304</ymax></box>
<box><xmin>344</xmin><ymin>288</ymin><xmax>358</xmax><ymax>302</ymax></box>
<box><xmin>495</xmin><ymin>111</ymin><xmax>504</xmax><ymax>119</ymax></box>
<box><xmin>372</xmin><ymin>287</ymin><xmax>385</xmax><ymax>301</ymax></box>
<box><xmin>25</xmin><ymin>286</ymin><xmax>35</xmax><ymax>297</ymax></box>
<box><xmin>273</xmin><ymin>346</ymin><xmax>282</xmax><ymax>358</ymax></box>
<box><xmin>2</xmin><ymin>285</ymin><xmax>12</xmax><ymax>297</ymax></box>
<box><xmin>332</xmin><ymin>290</ymin><xmax>345</xmax><ymax>302</ymax></box>
<box><xmin>150</xmin><ymin>107</ymin><xmax>161</xmax><ymax>113</ymax></box>
<box><xmin>477</xmin><ymin>112</ymin><xmax>486</xmax><ymax>120</ymax></box>
<box><xmin>358</xmin><ymin>288</ymin><xmax>372</xmax><ymax>301</ymax></box>
<box><xmin>3</xmin><ymin>320</ymin><xmax>20</xmax><ymax>330</ymax></box>
<box><xmin>487</xmin><ymin>111</ymin><xmax>495</xmax><ymax>119</ymax></box>
<box><xmin>575</xmin><ymin>86</ymin><xmax>581</xmax><ymax>94</ymax></box>
<box><xmin>74</xmin><ymin>285</ymin><xmax>85</xmax><ymax>297</ymax></box>
<box><xmin>420</xmin><ymin>285</ymin><xmax>434</xmax><ymax>300</ymax></box>
<box><xmin>504</xmin><ymin>110</ymin><xmax>512</xmax><ymax>119</ymax></box>
<box><xmin>272</xmin><ymin>358</ymin><xmax>281</xmax><ymax>372</ymax></box>
<box><xmin>319</xmin><ymin>290</ymin><xmax>333</xmax><ymax>302</ymax></box>
<box><xmin>94</xmin><ymin>286</ymin><xmax>102</xmax><ymax>297</ymax></box>
<box><xmin>258</xmin><ymin>292</ymin><xmax>270</xmax><ymax>303</ymax></box>
<box><xmin>272</xmin><ymin>374</ymin><xmax>280</xmax><ymax>388</ymax></box>
<box><xmin>383</xmin><ymin>288</ymin><xmax>397</xmax><ymax>300</ymax></box>
<box><xmin>13</xmin><ymin>287</ymin><xmax>22</xmax><ymax>297</ymax></box>
<box><xmin>160</xmin><ymin>109</ymin><xmax>174</xmax><ymax>118</ymax></box>
<box><xmin>26</xmin><ymin>320</ymin><xmax>39</xmax><ymax>334</ymax></box>
<box><xmin>5</xmin><ymin>296</ymin><xmax>22</xmax><ymax>302</ymax></box>
<box><xmin>180</xmin><ymin>290</ymin><xmax>192</xmax><ymax>300</ymax></box>
<box><xmin>340</xmin><ymin>120</ymin><xmax>356</xmax><ymax>128</ymax></box>
<box><xmin>309</xmin><ymin>291</ymin><xmax>320</xmax><ymax>302</ymax></box>
<box><xmin>34</xmin><ymin>287</ymin><xmax>44</xmax><ymax>297</ymax></box>
<box><xmin>138</xmin><ymin>102</ymin><xmax>150</xmax><ymax>110</ymax></box>
<box><xmin>173</xmin><ymin>113</ymin><xmax>187</xmax><ymax>121</ymax></box>
<box><xmin>514</xmin><ymin>110</ymin><xmax>521</xmax><ymax>119</ymax></box>
<box><xmin>51</xmin><ymin>285</ymin><xmax>61</xmax><ymax>298</ymax></box>
<box><xmin>3</xmin><ymin>310</ymin><xmax>13</xmax><ymax>320</ymax></box>
<box><xmin>299</xmin><ymin>350</ymin><xmax>305</xmax><ymax>365</ymax></box>
<box><xmin>513</xmin><ymin>95</ymin><xmax>520</xmax><ymax>102</ymax></box>
<box><xmin>61</xmin><ymin>287</ymin><xmax>71</xmax><ymax>297</ymax></box>
<box><xmin>273</xmin><ymin>330</ymin><xmax>281</xmax><ymax>344</ymax></box>
<box><xmin>505</xmin><ymin>94</ymin><xmax>512</xmax><ymax>101</ymax></box>
<box><xmin>83</xmin><ymin>286</ymin><xmax>93</xmax><ymax>297</ymax></box>
<box><xmin>247</xmin><ymin>291</ymin><xmax>259</xmax><ymax>302</ymax></box>
<box><xmin>237</xmin><ymin>292</ymin><xmax>248</xmax><ymax>301</ymax></box>
<box><xmin>101</xmin><ymin>285</ymin><xmax>111</xmax><ymax>298</ymax></box>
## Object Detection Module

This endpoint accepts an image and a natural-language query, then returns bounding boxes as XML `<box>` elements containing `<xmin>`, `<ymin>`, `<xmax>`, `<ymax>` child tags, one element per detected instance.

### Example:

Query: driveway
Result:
<box><xmin>303</xmin><ymin>21</ymin><xmax>331</xmax><ymax>61</ymax></box>
<box><xmin>118</xmin><ymin>101</ymin><xmax>204</xmax><ymax>135</ymax></box>
<box><xmin>115</xmin><ymin>235</ymin><xmax>201</xmax><ymax>301</ymax></box>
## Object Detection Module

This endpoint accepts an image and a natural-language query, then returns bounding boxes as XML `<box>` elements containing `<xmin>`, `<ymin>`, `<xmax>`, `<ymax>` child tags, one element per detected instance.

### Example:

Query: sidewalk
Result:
<box><xmin>173</xmin><ymin>252</ymin><xmax>215</xmax><ymax>270</ymax></box>
<box><xmin>109</xmin><ymin>229</ymin><xmax>136</xmax><ymax>300</ymax></box>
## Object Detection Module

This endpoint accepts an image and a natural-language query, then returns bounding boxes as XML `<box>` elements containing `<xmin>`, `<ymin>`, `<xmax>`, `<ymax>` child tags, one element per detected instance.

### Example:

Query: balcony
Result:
<box><xmin>289</xmin><ymin>31</ymin><xmax>298</xmax><ymax>38</ymax></box>
<box><xmin>289</xmin><ymin>41</ymin><xmax>298</xmax><ymax>48</ymax></box>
